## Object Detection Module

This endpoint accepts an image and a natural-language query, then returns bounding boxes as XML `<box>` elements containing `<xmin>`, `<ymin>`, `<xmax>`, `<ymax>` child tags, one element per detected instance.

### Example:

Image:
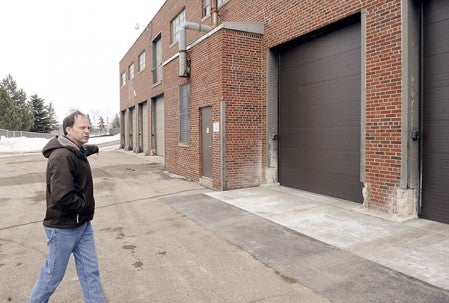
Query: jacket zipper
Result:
<box><xmin>76</xmin><ymin>214</ymin><xmax>80</xmax><ymax>223</ymax></box>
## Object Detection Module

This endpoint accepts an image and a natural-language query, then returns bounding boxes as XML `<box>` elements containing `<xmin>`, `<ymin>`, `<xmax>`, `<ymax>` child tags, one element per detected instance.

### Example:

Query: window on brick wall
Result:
<box><xmin>121</xmin><ymin>72</ymin><xmax>126</xmax><ymax>87</ymax></box>
<box><xmin>203</xmin><ymin>0</ymin><xmax>211</xmax><ymax>17</ymax></box>
<box><xmin>204</xmin><ymin>0</ymin><xmax>227</xmax><ymax>17</ymax></box>
<box><xmin>152</xmin><ymin>34</ymin><xmax>162</xmax><ymax>84</ymax></box>
<box><xmin>128</xmin><ymin>63</ymin><xmax>134</xmax><ymax>80</ymax></box>
<box><xmin>138</xmin><ymin>51</ymin><xmax>146</xmax><ymax>72</ymax></box>
<box><xmin>218</xmin><ymin>0</ymin><xmax>229</xmax><ymax>7</ymax></box>
<box><xmin>179</xmin><ymin>84</ymin><xmax>190</xmax><ymax>144</ymax></box>
<box><xmin>171</xmin><ymin>9</ymin><xmax>185</xmax><ymax>44</ymax></box>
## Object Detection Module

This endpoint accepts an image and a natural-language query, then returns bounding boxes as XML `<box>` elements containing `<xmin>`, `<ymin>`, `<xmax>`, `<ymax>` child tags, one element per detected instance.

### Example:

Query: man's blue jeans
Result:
<box><xmin>30</xmin><ymin>221</ymin><xmax>105</xmax><ymax>303</ymax></box>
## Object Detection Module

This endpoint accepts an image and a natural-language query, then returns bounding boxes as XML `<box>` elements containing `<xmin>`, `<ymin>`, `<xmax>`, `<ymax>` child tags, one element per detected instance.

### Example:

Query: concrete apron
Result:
<box><xmin>162</xmin><ymin>188</ymin><xmax>449</xmax><ymax>302</ymax></box>
<box><xmin>204</xmin><ymin>186</ymin><xmax>449</xmax><ymax>290</ymax></box>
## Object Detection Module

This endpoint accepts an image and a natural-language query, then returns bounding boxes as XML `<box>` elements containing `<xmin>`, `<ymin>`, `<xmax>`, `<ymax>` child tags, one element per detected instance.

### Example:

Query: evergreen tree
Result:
<box><xmin>44</xmin><ymin>102</ymin><xmax>59</xmax><ymax>132</ymax></box>
<box><xmin>0</xmin><ymin>74</ymin><xmax>33</xmax><ymax>131</ymax></box>
<box><xmin>30</xmin><ymin>94</ymin><xmax>47</xmax><ymax>132</ymax></box>
<box><xmin>0</xmin><ymin>86</ymin><xmax>20</xmax><ymax>130</ymax></box>
<box><xmin>30</xmin><ymin>95</ymin><xmax>59</xmax><ymax>133</ymax></box>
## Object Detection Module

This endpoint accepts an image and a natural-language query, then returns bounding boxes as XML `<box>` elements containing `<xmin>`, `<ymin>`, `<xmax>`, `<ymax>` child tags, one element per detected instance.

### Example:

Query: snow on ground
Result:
<box><xmin>0</xmin><ymin>134</ymin><xmax>120</xmax><ymax>155</ymax></box>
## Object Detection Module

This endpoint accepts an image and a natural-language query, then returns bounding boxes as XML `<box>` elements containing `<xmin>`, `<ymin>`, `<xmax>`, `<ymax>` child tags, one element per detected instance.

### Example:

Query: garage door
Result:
<box><xmin>152</xmin><ymin>96</ymin><xmax>165</xmax><ymax>156</ymax></box>
<box><xmin>278</xmin><ymin>19</ymin><xmax>362</xmax><ymax>203</ymax></box>
<box><xmin>421</xmin><ymin>0</ymin><xmax>449</xmax><ymax>223</ymax></box>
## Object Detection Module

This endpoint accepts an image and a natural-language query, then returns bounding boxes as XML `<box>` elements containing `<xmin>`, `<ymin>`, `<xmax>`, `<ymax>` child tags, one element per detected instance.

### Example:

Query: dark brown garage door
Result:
<box><xmin>421</xmin><ymin>0</ymin><xmax>449</xmax><ymax>223</ymax></box>
<box><xmin>278</xmin><ymin>19</ymin><xmax>362</xmax><ymax>203</ymax></box>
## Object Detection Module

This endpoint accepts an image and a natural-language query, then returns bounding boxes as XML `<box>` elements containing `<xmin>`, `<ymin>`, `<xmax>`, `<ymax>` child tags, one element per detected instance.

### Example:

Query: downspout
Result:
<box><xmin>220</xmin><ymin>100</ymin><xmax>226</xmax><ymax>191</ymax></box>
<box><xmin>178</xmin><ymin>22</ymin><xmax>213</xmax><ymax>77</ymax></box>
<box><xmin>211</xmin><ymin>0</ymin><xmax>218</xmax><ymax>26</ymax></box>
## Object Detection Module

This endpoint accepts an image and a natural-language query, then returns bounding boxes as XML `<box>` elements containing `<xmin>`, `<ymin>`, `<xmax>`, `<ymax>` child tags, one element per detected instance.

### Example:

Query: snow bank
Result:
<box><xmin>0</xmin><ymin>134</ymin><xmax>120</xmax><ymax>154</ymax></box>
<box><xmin>0</xmin><ymin>136</ymin><xmax>49</xmax><ymax>153</ymax></box>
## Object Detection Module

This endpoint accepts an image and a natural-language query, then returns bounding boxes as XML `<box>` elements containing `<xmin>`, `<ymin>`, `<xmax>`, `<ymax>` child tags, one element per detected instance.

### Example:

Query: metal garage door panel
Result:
<box><xmin>155</xmin><ymin>97</ymin><xmax>165</xmax><ymax>156</ymax></box>
<box><xmin>422</xmin><ymin>0</ymin><xmax>449</xmax><ymax>223</ymax></box>
<box><xmin>279</xmin><ymin>21</ymin><xmax>362</xmax><ymax>203</ymax></box>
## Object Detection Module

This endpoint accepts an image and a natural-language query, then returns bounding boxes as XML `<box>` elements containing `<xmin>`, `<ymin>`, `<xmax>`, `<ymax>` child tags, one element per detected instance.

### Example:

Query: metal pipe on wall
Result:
<box><xmin>179</xmin><ymin>22</ymin><xmax>213</xmax><ymax>77</ymax></box>
<box><xmin>220</xmin><ymin>99</ymin><xmax>226</xmax><ymax>191</ymax></box>
<box><xmin>178</xmin><ymin>0</ymin><xmax>218</xmax><ymax>76</ymax></box>
<box><xmin>211</xmin><ymin>0</ymin><xmax>218</xmax><ymax>26</ymax></box>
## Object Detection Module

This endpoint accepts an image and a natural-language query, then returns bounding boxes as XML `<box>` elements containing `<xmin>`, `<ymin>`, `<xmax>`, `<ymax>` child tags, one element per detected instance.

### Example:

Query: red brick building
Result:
<box><xmin>120</xmin><ymin>0</ymin><xmax>449</xmax><ymax>224</ymax></box>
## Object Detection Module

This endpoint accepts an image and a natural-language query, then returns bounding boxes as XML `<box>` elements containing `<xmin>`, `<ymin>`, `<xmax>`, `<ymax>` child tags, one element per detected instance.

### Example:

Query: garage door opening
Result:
<box><xmin>421</xmin><ymin>0</ymin><xmax>449</xmax><ymax>224</ymax></box>
<box><xmin>277</xmin><ymin>15</ymin><xmax>363</xmax><ymax>203</ymax></box>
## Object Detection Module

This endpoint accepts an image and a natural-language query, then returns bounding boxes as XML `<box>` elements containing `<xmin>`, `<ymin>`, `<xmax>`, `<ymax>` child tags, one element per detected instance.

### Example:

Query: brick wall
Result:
<box><xmin>163</xmin><ymin>27</ymin><xmax>264</xmax><ymax>190</ymax></box>
<box><xmin>363</xmin><ymin>1</ymin><xmax>403</xmax><ymax>212</ymax></box>
<box><xmin>162</xmin><ymin>32</ymin><xmax>224</xmax><ymax>185</ymax></box>
<box><xmin>188</xmin><ymin>33</ymin><xmax>223</xmax><ymax>188</ymax></box>
<box><xmin>221</xmin><ymin>30</ymin><xmax>265</xmax><ymax>189</ymax></box>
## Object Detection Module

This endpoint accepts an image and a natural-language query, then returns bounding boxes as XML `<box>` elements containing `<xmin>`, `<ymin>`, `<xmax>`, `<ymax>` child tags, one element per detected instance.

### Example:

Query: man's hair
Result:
<box><xmin>63</xmin><ymin>110</ymin><xmax>87</xmax><ymax>135</ymax></box>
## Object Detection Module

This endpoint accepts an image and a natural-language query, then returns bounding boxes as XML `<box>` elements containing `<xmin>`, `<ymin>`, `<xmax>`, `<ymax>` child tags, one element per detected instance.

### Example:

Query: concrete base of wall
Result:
<box><xmin>391</xmin><ymin>188</ymin><xmax>418</xmax><ymax>220</ymax></box>
<box><xmin>264</xmin><ymin>167</ymin><xmax>278</xmax><ymax>184</ymax></box>
<box><xmin>362</xmin><ymin>183</ymin><xmax>418</xmax><ymax>222</ymax></box>
<box><xmin>199</xmin><ymin>177</ymin><xmax>213</xmax><ymax>189</ymax></box>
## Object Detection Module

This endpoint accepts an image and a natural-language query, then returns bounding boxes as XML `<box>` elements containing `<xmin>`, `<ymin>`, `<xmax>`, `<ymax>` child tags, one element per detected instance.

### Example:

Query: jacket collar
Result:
<box><xmin>58</xmin><ymin>136</ymin><xmax>87</xmax><ymax>160</ymax></box>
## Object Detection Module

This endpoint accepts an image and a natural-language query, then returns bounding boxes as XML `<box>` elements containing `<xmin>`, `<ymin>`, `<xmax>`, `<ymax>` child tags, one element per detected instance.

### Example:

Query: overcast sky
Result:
<box><xmin>0</xmin><ymin>0</ymin><xmax>165</xmax><ymax>123</ymax></box>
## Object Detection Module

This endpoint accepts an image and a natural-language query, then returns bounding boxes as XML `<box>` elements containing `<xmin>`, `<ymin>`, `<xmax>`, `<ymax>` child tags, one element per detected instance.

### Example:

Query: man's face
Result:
<box><xmin>66</xmin><ymin>115</ymin><xmax>91</xmax><ymax>146</ymax></box>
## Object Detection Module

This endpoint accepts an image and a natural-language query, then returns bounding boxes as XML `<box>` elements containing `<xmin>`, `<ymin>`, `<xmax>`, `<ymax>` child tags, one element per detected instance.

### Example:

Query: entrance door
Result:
<box><xmin>152</xmin><ymin>97</ymin><xmax>165</xmax><ymax>156</ymax></box>
<box><xmin>421</xmin><ymin>0</ymin><xmax>449</xmax><ymax>223</ymax></box>
<box><xmin>201</xmin><ymin>107</ymin><xmax>213</xmax><ymax>179</ymax></box>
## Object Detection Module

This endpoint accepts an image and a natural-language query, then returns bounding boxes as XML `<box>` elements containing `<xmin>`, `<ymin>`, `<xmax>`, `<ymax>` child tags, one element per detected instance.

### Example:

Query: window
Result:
<box><xmin>121</xmin><ymin>72</ymin><xmax>126</xmax><ymax>87</ymax></box>
<box><xmin>171</xmin><ymin>9</ymin><xmax>185</xmax><ymax>44</ymax></box>
<box><xmin>203</xmin><ymin>0</ymin><xmax>211</xmax><ymax>17</ymax></box>
<box><xmin>204</xmin><ymin>0</ymin><xmax>227</xmax><ymax>16</ymax></box>
<box><xmin>128</xmin><ymin>63</ymin><xmax>135</xmax><ymax>80</ymax></box>
<box><xmin>152</xmin><ymin>35</ymin><xmax>162</xmax><ymax>84</ymax></box>
<box><xmin>138</xmin><ymin>51</ymin><xmax>146</xmax><ymax>72</ymax></box>
<box><xmin>179</xmin><ymin>84</ymin><xmax>190</xmax><ymax>144</ymax></box>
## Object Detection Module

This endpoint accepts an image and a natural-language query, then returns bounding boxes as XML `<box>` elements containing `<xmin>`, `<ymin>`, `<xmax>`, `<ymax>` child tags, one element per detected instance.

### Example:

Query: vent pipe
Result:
<box><xmin>179</xmin><ymin>22</ymin><xmax>213</xmax><ymax>77</ymax></box>
<box><xmin>179</xmin><ymin>0</ymin><xmax>217</xmax><ymax>77</ymax></box>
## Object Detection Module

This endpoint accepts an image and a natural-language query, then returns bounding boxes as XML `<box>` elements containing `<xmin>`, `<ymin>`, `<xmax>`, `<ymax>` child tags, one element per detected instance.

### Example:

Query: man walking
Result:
<box><xmin>30</xmin><ymin>110</ymin><xmax>105</xmax><ymax>302</ymax></box>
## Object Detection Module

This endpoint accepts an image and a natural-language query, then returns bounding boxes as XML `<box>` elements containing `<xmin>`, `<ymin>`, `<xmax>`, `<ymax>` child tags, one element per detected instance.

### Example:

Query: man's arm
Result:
<box><xmin>83</xmin><ymin>144</ymin><xmax>99</xmax><ymax>156</ymax></box>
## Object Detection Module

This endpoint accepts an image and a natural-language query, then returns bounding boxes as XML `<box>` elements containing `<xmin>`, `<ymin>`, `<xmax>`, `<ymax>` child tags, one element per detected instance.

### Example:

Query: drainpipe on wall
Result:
<box><xmin>179</xmin><ymin>21</ymin><xmax>213</xmax><ymax>77</ymax></box>
<box><xmin>220</xmin><ymin>99</ymin><xmax>226</xmax><ymax>191</ymax></box>
<box><xmin>178</xmin><ymin>0</ymin><xmax>218</xmax><ymax>77</ymax></box>
<box><xmin>211</xmin><ymin>0</ymin><xmax>218</xmax><ymax>27</ymax></box>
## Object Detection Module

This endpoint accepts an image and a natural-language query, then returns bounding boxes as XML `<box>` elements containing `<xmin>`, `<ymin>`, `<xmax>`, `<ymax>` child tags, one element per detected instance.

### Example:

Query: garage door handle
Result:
<box><xmin>412</xmin><ymin>130</ymin><xmax>421</xmax><ymax>141</ymax></box>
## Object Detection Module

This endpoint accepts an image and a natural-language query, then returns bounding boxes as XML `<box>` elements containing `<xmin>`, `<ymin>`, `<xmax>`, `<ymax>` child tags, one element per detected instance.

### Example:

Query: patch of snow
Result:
<box><xmin>0</xmin><ymin>134</ymin><xmax>120</xmax><ymax>155</ymax></box>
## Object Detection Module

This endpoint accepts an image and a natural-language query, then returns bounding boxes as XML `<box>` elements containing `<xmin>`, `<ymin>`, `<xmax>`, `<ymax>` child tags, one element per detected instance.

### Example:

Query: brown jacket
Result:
<box><xmin>42</xmin><ymin>136</ymin><xmax>98</xmax><ymax>228</ymax></box>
